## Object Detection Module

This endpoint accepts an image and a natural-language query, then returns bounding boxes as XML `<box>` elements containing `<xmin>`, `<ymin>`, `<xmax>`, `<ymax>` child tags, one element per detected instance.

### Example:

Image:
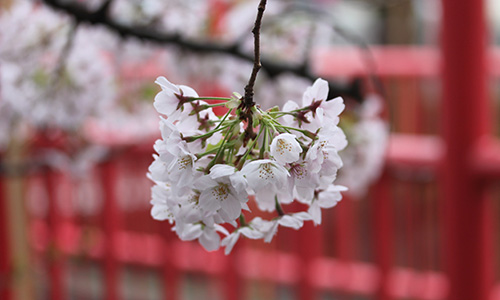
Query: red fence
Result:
<box><xmin>21</xmin><ymin>142</ymin><xmax>450</xmax><ymax>300</ymax></box>
<box><xmin>2</xmin><ymin>0</ymin><xmax>500</xmax><ymax>299</ymax></box>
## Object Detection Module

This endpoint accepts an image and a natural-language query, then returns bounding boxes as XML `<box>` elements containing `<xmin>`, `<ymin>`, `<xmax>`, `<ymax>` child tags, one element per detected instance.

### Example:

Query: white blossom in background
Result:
<box><xmin>111</xmin><ymin>0</ymin><xmax>208</xmax><ymax>38</ymax></box>
<box><xmin>0</xmin><ymin>1</ymin><xmax>68</xmax><ymax>63</ymax></box>
<box><xmin>0</xmin><ymin>0</ymin><xmax>116</xmax><ymax>131</ymax></box>
<box><xmin>337</xmin><ymin>95</ymin><xmax>389</xmax><ymax>197</ymax></box>
<box><xmin>40</xmin><ymin>145</ymin><xmax>109</xmax><ymax>178</ymax></box>
<box><xmin>111</xmin><ymin>0</ymin><xmax>169</xmax><ymax>27</ymax></box>
<box><xmin>255</xmin><ymin>74</ymin><xmax>312</xmax><ymax>111</ymax></box>
<box><xmin>84</xmin><ymin>104</ymin><xmax>159</xmax><ymax>145</ymax></box>
<box><xmin>222</xmin><ymin>1</ymin><xmax>285</xmax><ymax>42</ymax></box>
<box><xmin>148</xmin><ymin>76</ymin><xmax>347</xmax><ymax>254</ymax></box>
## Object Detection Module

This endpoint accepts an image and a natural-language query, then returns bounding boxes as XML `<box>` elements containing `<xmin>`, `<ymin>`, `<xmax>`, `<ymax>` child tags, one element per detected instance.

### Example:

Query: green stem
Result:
<box><xmin>188</xmin><ymin>102</ymin><xmax>231</xmax><ymax>117</ymax></box>
<box><xmin>196</xmin><ymin>146</ymin><xmax>221</xmax><ymax>159</ymax></box>
<box><xmin>204</xmin><ymin>102</ymin><xmax>230</xmax><ymax>108</ymax></box>
<box><xmin>184</xmin><ymin>123</ymin><xmax>232</xmax><ymax>142</ymax></box>
<box><xmin>259</xmin><ymin>125</ymin><xmax>268</xmax><ymax>158</ymax></box>
<box><xmin>208</xmin><ymin>123</ymin><xmax>237</xmax><ymax>169</ymax></box>
<box><xmin>275</xmin><ymin>124</ymin><xmax>316</xmax><ymax>139</ymax></box>
<box><xmin>266</xmin><ymin>106</ymin><xmax>311</xmax><ymax>118</ymax></box>
<box><xmin>212</xmin><ymin>109</ymin><xmax>232</xmax><ymax>132</ymax></box>
<box><xmin>265</xmin><ymin>126</ymin><xmax>271</xmax><ymax>152</ymax></box>
<box><xmin>188</xmin><ymin>96</ymin><xmax>231</xmax><ymax>101</ymax></box>
<box><xmin>262</xmin><ymin>118</ymin><xmax>278</xmax><ymax>135</ymax></box>
<box><xmin>226</xmin><ymin>146</ymin><xmax>233</xmax><ymax>163</ymax></box>
<box><xmin>275</xmin><ymin>195</ymin><xmax>285</xmax><ymax>216</ymax></box>
<box><xmin>239</xmin><ymin>214</ymin><xmax>247</xmax><ymax>227</ymax></box>
<box><xmin>237</xmin><ymin>125</ymin><xmax>265</xmax><ymax>169</ymax></box>
<box><xmin>267</xmin><ymin>111</ymin><xmax>297</xmax><ymax>117</ymax></box>
<box><xmin>288</xmin><ymin>106</ymin><xmax>313</xmax><ymax>113</ymax></box>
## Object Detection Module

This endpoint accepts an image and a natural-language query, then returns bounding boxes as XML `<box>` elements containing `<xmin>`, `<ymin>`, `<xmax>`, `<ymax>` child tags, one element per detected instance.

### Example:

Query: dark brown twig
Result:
<box><xmin>242</xmin><ymin>0</ymin><xmax>267</xmax><ymax>109</ymax></box>
<box><xmin>52</xmin><ymin>20</ymin><xmax>78</xmax><ymax>84</ymax></box>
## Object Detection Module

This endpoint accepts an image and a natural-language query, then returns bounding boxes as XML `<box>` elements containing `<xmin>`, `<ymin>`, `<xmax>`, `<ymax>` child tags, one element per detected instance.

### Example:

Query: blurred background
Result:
<box><xmin>1</xmin><ymin>0</ymin><xmax>500</xmax><ymax>299</ymax></box>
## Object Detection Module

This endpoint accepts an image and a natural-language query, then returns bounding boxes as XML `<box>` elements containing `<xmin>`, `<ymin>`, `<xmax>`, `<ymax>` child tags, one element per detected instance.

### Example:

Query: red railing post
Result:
<box><xmin>224</xmin><ymin>239</ymin><xmax>244</xmax><ymax>300</ymax></box>
<box><xmin>335</xmin><ymin>195</ymin><xmax>356</xmax><ymax>262</ymax></box>
<box><xmin>298</xmin><ymin>220</ymin><xmax>323</xmax><ymax>300</ymax></box>
<box><xmin>334</xmin><ymin>194</ymin><xmax>356</xmax><ymax>299</ymax></box>
<box><xmin>372</xmin><ymin>172</ymin><xmax>393</xmax><ymax>300</ymax></box>
<box><xmin>162</xmin><ymin>224</ymin><xmax>180</xmax><ymax>300</ymax></box>
<box><xmin>45</xmin><ymin>169</ymin><xmax>65</xmax><ymax>300</ymax></box>
<box><xmin>100</xmin><ymin>160</ymin><xmax>121</xmax><ymax>300</ymax></box>
<box><xmin>440</xmin><ymin>0</ymin><xmax>493</xmax><ymax>299</ymax></box>
<box><xmin>0</xmin><ymin>170</ymin><xmax>12</xmax><ymax>300</ymax></box>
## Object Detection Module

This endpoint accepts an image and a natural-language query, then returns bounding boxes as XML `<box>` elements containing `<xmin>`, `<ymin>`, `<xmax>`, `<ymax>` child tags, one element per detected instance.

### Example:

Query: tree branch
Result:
<box><xmin>41</xmin><ymin>0</ymin><xmax>363</xmax><ymax>101</ymax></box>
<box><xmin>243</xmin><ymin>0</ymin><xmax>267</xmax><ymax>108</ymax></box>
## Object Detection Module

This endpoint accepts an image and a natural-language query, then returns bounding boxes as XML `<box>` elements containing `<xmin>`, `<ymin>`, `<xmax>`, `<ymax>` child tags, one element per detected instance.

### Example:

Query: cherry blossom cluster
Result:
<box><xmin>148</xmin><ymin>76</ymin><xmax>347</xmax><ymax>254</ymax></box>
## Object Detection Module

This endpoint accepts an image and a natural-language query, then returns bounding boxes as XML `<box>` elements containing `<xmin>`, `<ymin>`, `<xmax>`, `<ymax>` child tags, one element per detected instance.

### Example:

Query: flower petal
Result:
<box><xmin>210</xmin><ymin>164</ymin><xmax>236</xmax><ymax>179</ymax></box>
<box><xmin>278</xmin><ymin>215</ymin><xmax>303</xmax><ymax>229</ymax></box>
<box><xmin>221</xmin><ymin>197</ymin><xmax>242</xmax><ymax>220</ymax></box>
<box><xmin>199</xmin><ymin>229</ymin><xmax>220</xmax><ymax>251</ymax></box>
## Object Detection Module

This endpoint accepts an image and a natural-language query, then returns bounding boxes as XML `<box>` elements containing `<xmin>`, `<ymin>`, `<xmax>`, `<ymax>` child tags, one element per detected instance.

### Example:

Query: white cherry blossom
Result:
<box><xmin>154</xmin><ymin>76</ymin><xmax>199</xmax><ymax>118</ymax></box>
<box><xmin>166</xmin><ymin>145</ymin><xmax>198</xmax><ymax>191</ymax></box>
<box><xmin>306</xmin><ymin>137</ymin><xmax>343</xmax><ymax>177</ymax></box>
<box><xmin>317</xmin><ymin>124</ymin><xmax>348</xmax><ymax>152</ymax></box>
<box><xmin>148</xmin><ymin>154</ymin><xmax>172</xmax><ymax>182</ymax></box>
<box><xmin>174</xmin><ymin>223</ymin><xmax>221</xmax><ymax>251</ymax></box>
<box><xmin>302</xmin><ymin>78</ymin><xmax>345</xmax><ymax>125</ymax></box>
<box><xmin>286</xmin><ymin>160</ymin><xmax>319</xmax><ymax>203</ymax></box>
<box><xmin>282</xmin><ymin>100</ymin><xmax>300</xmax><ymax>127</ymax></box>
<box><xmin>221</xmin><ymin>225</ymin><xmax>265</xmax><ymax>255</ymax></box>
<box><xmin>150</xmin><ymin>184</ymin><xmax>175</xmax><ymax>223</ymax></box>
<box><xmin>196</xmin><ymin>166</ymin><xmax>248</xmax><ymax>222</ymax></box>
<box><xmin>309</xmin><ymin>185</ymin><xmax>348</xmax><ymax>225</ymax></box>
<box><xmin>249</xmin><ymin>217</ymin><xmax>280</xmax><ymax>243</ymax></box>
<box><xmin>270</xmin><ymin>133</ymin><xmax>302</xmax><ymax>165</ymax></box>
<box><xmin>176</xmin><ymin>194</ymin><xmax>214</xmax><ymax>226</ymax></box>
<box><xmin>240</xmin><ymin>159</ymin><xmax>290</xmax><ymax>211</ymax></box>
